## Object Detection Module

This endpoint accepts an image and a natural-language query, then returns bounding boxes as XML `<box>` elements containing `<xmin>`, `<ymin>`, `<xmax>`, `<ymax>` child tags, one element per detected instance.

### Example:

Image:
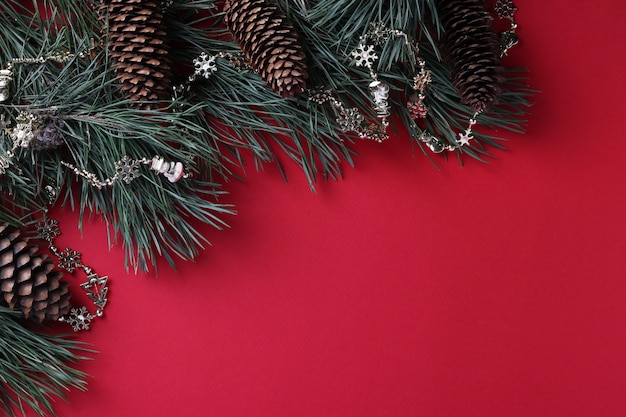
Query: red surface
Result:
<box><xmin>40</xmin><ymin>2</ymin><xmax>626</xmax><ymax>416</ymax></box>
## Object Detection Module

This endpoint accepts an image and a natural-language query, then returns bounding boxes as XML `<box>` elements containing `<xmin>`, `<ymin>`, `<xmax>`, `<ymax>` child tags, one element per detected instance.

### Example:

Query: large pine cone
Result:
<box><xmin>0</xmin><ymin>224</ymin><xmax>71</xmax><ymax>322</ymax></box>
<box><xmin>98</xmin><ymin>0</ymin><xmax>172</xmax><ymax>109</ymax></box>
<box><xmin>223</xmin><ymin>0</ymin><xmax>308</xmax><ymax>98</ymax></box>
<box><xmin>437</xmin><ymin>0</ymin><xmax>505</xmax><ymax>113</ymax></box>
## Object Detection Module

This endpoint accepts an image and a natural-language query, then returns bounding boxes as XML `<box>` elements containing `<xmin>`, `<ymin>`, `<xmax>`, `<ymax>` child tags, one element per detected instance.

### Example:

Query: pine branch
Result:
<box><xmin>0</xmin><ymin>0</ymin><xmax>535</xmax><ymax>271</ymax></box>
<box><xmin>0</xmin><ymin>307</ymin><xmax>91</xmax><ymax>417</ymax></box>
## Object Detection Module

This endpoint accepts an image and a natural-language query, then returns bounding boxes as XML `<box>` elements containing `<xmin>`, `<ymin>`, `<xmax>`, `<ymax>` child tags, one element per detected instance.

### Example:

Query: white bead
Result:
<box><xmin>164</xmin><ymin>162</ymin><xmax>184</xmax><ymax>183</ymax></box>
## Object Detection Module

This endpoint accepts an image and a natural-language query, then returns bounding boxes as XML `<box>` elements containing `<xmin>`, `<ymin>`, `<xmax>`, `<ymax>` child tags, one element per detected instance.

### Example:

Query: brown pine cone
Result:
<box><xmin>98</xmin><ymin>0</ymin><xmax>173</xmax><ymax>109</ymax></box>
<box><xmin>0</xmin><ymin>224</ymin><xmax>71</xmax><ymax>322</ymax></box>
<box><xmin>437</xmin><ymin>0</ymin><xmax>505</xmax><ymax>113</ymax></box>
<box><xmin>223</xmin><ymin>0</ymin><xmax>309</xmax><ymax>98</ymax></box>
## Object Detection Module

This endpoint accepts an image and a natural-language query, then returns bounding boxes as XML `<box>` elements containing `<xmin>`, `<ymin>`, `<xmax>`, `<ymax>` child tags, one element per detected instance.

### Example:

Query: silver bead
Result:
<box><xmin>150</xmin><ymin>157</ymin><xmax>185</xmax><ymax>183</ymax></box>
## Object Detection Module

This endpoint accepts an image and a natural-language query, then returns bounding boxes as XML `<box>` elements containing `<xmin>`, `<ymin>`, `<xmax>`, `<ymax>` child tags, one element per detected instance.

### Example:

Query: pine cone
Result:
<box><xmin>32</xmin><ymin>120</ymin><xmax>64</xmax><ymax>151</ymax></box>
<box><xmin>223</xmin><ymin>0</ymin><xmax>308</xmax><ymax>98</ymax></box>
<box><xmin>98</xmin><ymin>0</ymin><xmax>172</xmax><ymax>109</ymax></box>
<box><xmin>437</xmin><ymin>0</ymin><xmax>505</xmax><ymax>113</ymax></box>
<box><xmin>0</xmin><ymin>224</ymin><xmax>71</xmax><ymax>322</ymax></box>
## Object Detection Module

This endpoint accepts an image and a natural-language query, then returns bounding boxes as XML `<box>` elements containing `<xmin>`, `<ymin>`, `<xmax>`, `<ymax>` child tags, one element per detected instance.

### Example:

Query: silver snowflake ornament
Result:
<box><xmin>363</xmin><ymin>124</ymin><xmax>389</xmax><ymax>143</ymax></box>
<box><xmin>10</xmin><ymin>113</ymin><xmax>37</xmax><ymax>148</ymax></box>
<box><xmin>58</xmin><ymin>247</ymin><xmax>82</xmax><ymax>272</ymax></box>
<box><xmin>193</xmin><ymin>52</ymin><xmax>217</xmax><ymax>79</ymax></box>
<box><xmin>458</xmin><ymin>131</ymin><xmax>473</xmax><ymax>146</ymax></box>
<box><xmin>413</xmin><ymin>70</ymin><xmax>432</xmax><ymax>92</ymax></box>
<box><xmin>36</xmin><ymin>217</ymin><xmax>61</xmax><ymax>242</ymax></box>
<box><xmin>337</xmin><ymin>108</ymin><xmax>365</xmax><ymax>132</ymax></box>
<box><xmin>225</xmin><ymin>52</ymin><xmax>250</xmax><ymax>72</ymax></box>
<box><xmin>367</xmin><ymin>21</ymin><xmax>391</xmax><ymax>45</ymax></box>
<box><xmin>65</xmin><ymin>306</ymin><xmax>94</xmax><ymax>331</ymax></box>
<box><xmin>114</xmin><ymin>156</ymin><xmax>141</xmax><ymax>184</ymax></box>
<box><xmin>495</xmin><ymin>0</ymin><xmax>518</xmax><ymax>20</ymax></box>
<box><xmin>351</xmin><ymin>44</ymin><xmax>378</xmax><ymax>68</ymax></box>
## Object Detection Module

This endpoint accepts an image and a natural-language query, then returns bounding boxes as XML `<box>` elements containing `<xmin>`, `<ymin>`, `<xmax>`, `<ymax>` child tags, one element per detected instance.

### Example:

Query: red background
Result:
<box><xmin>38</xmin><ymin>1</ymin><xmax>626</xmax><ymax>416</ymax></box>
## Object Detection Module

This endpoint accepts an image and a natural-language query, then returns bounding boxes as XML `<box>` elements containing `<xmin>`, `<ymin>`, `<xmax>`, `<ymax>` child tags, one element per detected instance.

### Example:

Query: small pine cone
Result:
<box><xmin>32</xmin><ymin>121</ymin><xmax>64</xmax><ymax>151</ymax></box>
<box><xmin>0</xmin><ymin>224</ymin><xmax>71</xmax><ymax>322</ymax></box>
<box><xmin>223</xmin><ymin>0</ymin><xmax>308</xmax><ymax>98</ymax></box>
<box><xmin>98</xmin><ymin>0</ymin><xmax>172</xmax><ymax>109</ymax></box>
<box><xmin>437</xmin><ymin>0</ymin><xmax>505</xmax><ymax>113</ymax></box>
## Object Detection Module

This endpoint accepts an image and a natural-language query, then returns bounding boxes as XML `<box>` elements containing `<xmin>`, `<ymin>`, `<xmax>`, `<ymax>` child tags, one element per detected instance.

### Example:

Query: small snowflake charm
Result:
<box><xmin>36</xmin><ymin>217</ymin><xmax>61</xmax><ymax>242</ymax></box>
<box><xmin>413</xmin><ymin>71</ymin><xmax>432</xmax><ymax>92</ymax></box>
<box><xmin>225</xmin><ymin>52</ymin><xmax>250</xmax><ymax>72</ymax></box>
<box><xmin>495</xmin><ymin>0</ymin><xmax>518</xmax><ymax>20</ymax></box>
<box><xmin>193</xmin><ymin>52</ymin><xmax>217</xmax><ymax>79</ymax></box>
<box><xmin>362</xmin><ymin>123</ymin><xmax>390</xmax><ymax>143</ymax></box>
<box><xmin>114</xmin><ymin>156</ymin><xmax>141</xmax><ymax>184</ymax></box>
<box><xmin>458</xmin><ymin>131</ymin><xmax>473</xmax><ymax>146</ymax></box>
<box><xmin>367</xmin><ymin>21</ymin><xmax>391</xmax><ymax>45</ymax></box>
<box><xmin>337</xmin><ymin>108</ymin><xmax>365</xmax><ymax>132</ymax></box>
<box><xmin>10</xmin><ymin>112</ymin><xmax>37</xmax><ymax>148</ymax></box>
<box><xmin>351</xmin><ymin>45</ymin><xmax>378</xmax><ymax>68</ymax></box>
<box><xmin>58</xmin><ymin>248</ymin><xmax>82</xmax><ymax>272</ymax></box>
<box><xmin>407</xmin><ymin>98</ymin><xmax>428</xmax><ymax>119</ymax></box>
<box><xmin>65</xmin><ymin>306</ymin><xmax>94</xmax><ymax>331</ymax></box>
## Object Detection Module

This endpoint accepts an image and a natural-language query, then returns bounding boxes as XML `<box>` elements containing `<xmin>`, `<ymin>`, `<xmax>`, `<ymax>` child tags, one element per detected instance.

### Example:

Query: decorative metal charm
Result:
<box><xmin>346</xmin><ymin>22</ymin><xmax>428</xmax><ymax>142</ymax></box>
<box><xmin>80</xmin><ymin>273</ymin><xmax>108</xmax><ymax>310</ymax></box>
<box><xmin>9</xmin><ymin>112</ymin><xmax>38</xmax><ymax>148</ymax></box>
<box><xmin>419</xmin><ymin>132</ymin><xmax>448</xmax><ymax>154</ymax></box>
<box><xmin>367</xmin><ymin>21</ymin><xmax>392</xmax><ymax>45</ymax></box>
<box><xmin>494</xmin><ymin>0</ymin><xmax>520</xmax><ymax>57</ymax></box>
<box><xmin>64</xmin><ymin>306</ymin><xmax>95</xmax><ymax>331</ymax></box>
<box><xmin>62</xmin><ymin>155</ymin><xmax>189</xmax><ymax>188</ymax></box>
<box><xmin>456</xmin><ymin>113</ymin><xmax>479</xmax><ymax>147</ymax></box>
<box><xmin>115</xmin><ymin>156</ymin><xmax>142</xmax><ymax>184</ymax></box>
<box><xmin>0</xmin><ymin>69</ymin><xmax>13</xmax><ymax>103</ymax></box>
<box><xmin>36</xmin><ymin>217</ymin><xmax>61</xmax><ymax>241</ymax></box>
<box><xmin>193</xmin><ymin>52</ymin><xmax>218</xmax><ymax>79</ymax></box>
<box><xmin>351</xmin><ymin>44</ymin><xmax>378</xmax><ymax>68</ymax></box>
<box><xmin>150</xmin><ymin>156</ymin><xmax>185</xmax><ymax>183</ymax></box>
<box><xmin>369</xmin><ymin>80</ymin><xmax>391</xmax><ymax>118</ymax></box>
<box><xmin>37</xmin><ymin>214</ymin><xmax>111</xmax><ymax>332</ymax></box>
<box><xmin>495</xmin><ymin>0</ymin><xmax>518</xmax><ymax>20</ymax></box>
<box><xmin>500</xmin><ymin>31</ymin><xmax>520</xmax><ymax>56</ymax></box>
<box><xmin>58</xmin><ymin>248</ymin><xmax>82</xmax><ymax>273</ymax></box>
<box><xmin>408</xmin><ymin>58</ymin><xmax>432</xmax><ymax>120</ymax></box>
<box><xmin>337</xmin><ymin>108</ymin><xmax>365</xmax><ymax>132</ymax></box>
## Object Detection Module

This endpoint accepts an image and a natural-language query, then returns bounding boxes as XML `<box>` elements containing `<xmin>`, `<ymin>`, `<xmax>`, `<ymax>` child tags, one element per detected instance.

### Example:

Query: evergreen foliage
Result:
<box><xmin>0</xmin><ymin>307</ymin><xmax>91</xmax><ymax>417</ymax></box>
<box><xmin>0</xmin><ymin>0</ymin><xmax>533</xmax><ymax>272</ymax></box>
